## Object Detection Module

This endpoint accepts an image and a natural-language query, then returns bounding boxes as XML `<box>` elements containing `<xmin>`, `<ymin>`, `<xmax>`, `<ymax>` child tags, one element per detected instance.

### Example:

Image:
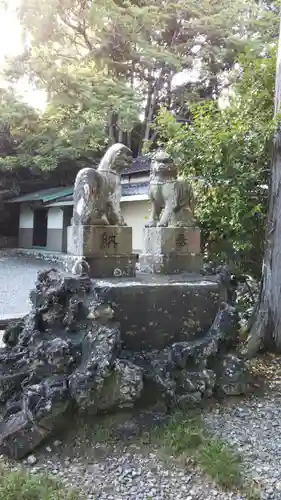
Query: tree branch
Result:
<box><xmin>60</xmin><ymin>17</ymin><xmax>93</xmax><ymax>52</ymax></box>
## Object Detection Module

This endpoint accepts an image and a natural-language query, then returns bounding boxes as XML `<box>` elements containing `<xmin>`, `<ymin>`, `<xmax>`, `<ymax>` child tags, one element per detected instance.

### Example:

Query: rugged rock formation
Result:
<box><xmin>0</xmin><ymin>269</ymin><xmax>254</xmax><ymax>459</ymax></box>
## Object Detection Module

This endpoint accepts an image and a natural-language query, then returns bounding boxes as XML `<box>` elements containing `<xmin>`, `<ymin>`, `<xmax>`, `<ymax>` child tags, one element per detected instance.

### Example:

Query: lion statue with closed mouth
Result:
<box><xmin>73</xmin><ymin>143</ymin><xmax>132</xmax><ymax>226</ymax></box>
<box><xmin>145</xmin><ymin>149</ymin><xmax>196</xmax><ymax>228</ymax></box>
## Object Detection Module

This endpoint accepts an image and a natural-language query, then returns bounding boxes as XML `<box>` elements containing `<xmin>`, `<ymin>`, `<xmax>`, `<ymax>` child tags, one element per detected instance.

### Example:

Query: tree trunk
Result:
<box><xmin>141</xmin><ymin>70</ymin><xmax>163</xmax><ymax>151</ymax></box>
<box><xmin>127</xmin><ymin>129</ymin><xmax>132</xmax><ymax>151</ymax></box>
<box><xmin>144</xmin><ymin>76</ymin><xmax>162</xmax><ymax>143</ymax></box>
<box><xmin>141</xmin><ymin>83</ymin><xmax>153</xmax><ymax>150</ymax></box>
<box><xmin>108</xmin><ymin>112</ymin><xmax>116</xmax><ymax>145</ymax></box>
<box><xmin>246</xmin><ymin>12</ymin><xmax>281</xmax><ymax>357</ymax></box>
<box><xmin>118</xmin><ymin>127</ymin><xmax>123</xmax><ymax>144</ymax></box>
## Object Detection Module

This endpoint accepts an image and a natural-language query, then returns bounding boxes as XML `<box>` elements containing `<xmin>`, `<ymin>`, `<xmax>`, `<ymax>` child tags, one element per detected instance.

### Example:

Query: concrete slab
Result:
<box><xmin>0</xmin><ymin>253</ymin><xmax>60</xmax><ymax>318</ymax></box>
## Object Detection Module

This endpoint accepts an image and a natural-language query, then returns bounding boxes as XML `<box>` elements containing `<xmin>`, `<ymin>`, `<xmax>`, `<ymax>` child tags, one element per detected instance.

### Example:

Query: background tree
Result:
<box><xmin>155</xmin><ymin>46</ymin><xmax>276</xmax><ymax>278</ymax></box>
<box><xmin>246</xmin><ymin>12</ymin><xmax>281</xmax><ymax>356</ymax></box>
<box><xmin>3</xmin><ymin>0</ymin><xmax>276</xmax><ymax>163</ymax></box>
<box><xmin>0</xmin><ymin>86</ymin><xmax>41</xmax><ymax>167</ymax></box>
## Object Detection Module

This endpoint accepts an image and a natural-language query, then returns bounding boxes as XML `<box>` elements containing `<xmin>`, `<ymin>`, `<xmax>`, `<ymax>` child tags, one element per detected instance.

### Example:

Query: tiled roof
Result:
<box><xmin>8</xmin><ymin>182</ymin><xmax>149</xmax><ymax>204</ymax></box>
<box><xmin>52</xmin><ymin>182</ymin><xmax>149</xmax><ymax>203</ymax></box>
<box><xmin>123</xmin><ymin>156</ymin><xmax>150</xmax><ymax>174</ymax></box>
<box><xmin>8</xmin><ymin>187</ymin><xmax>73</xmax><ymax>203</ymax></box>
<box><xmin>8</xmin><ymin>156</ymin><xmax>150</xmax><ymax>204</ymax></box>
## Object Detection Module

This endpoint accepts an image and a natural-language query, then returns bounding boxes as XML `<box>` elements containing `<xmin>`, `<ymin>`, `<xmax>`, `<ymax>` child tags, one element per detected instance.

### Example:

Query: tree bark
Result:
<box><xmin>246</xmin><ymin>12</ymin><xmax>281</xmax><ymax>356</ymax></box>
<box><xmin>118</xmin><ymin>127</ymin><xmax>123</xmax><ymax>144</ymax></box>
<box><xmin>127</xmin><ymin>129</ymin><xmax>132</xmax><ymax>151</ymax></box>
<box><xmin>142</xmin><ymin>83</ymin><xmax>153</xmax><ymax>149</ymax></box>
<box><xmin>141</xmin><ymin>70</ymin><xmax>163</xmax><ymax>151</ymax></box>
<box><xmin>108</xmin><ymin>112</ymin><xmax>116</xmax><ymax>145</ymax></box>
<box><xmin>144</xmin><ymin>75</ymin><xmax>162</xmax><ymax>143</ymax></box>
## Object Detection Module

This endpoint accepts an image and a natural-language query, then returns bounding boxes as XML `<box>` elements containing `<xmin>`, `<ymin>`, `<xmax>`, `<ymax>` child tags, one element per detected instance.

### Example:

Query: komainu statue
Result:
<box><xmin>73</xmin><ymin>143</ymin><xmax>132</xmax><ymax>226</ymax></box>
<box><xmin>145</xmin><ymin>149</ymin><xmax>196</xmax><ymax>228</ymax></box>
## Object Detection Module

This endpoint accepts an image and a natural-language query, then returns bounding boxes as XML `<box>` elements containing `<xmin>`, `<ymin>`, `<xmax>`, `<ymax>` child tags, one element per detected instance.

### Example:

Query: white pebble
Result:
<box><xmin>26</xmin><ymin>455</ymin><xmax>37</xmax><ymax>465</ymax></box>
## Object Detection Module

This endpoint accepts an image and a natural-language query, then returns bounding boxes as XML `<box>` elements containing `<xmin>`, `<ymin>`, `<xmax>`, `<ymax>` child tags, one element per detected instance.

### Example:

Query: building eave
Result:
<box><xmin>46</xmin><ymin>193</ymin><xmax>149</xmax><ymax>207</ymax></box>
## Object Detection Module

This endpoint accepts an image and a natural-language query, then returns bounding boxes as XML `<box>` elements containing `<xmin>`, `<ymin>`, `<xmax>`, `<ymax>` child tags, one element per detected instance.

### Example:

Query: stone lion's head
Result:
<box><xmin>151</xmin><ymin>149</ymin><xmax>177</xmax><ymax>178</ymax></box>
<box><xmin>98</xmin><ymin>143</ymin><xmax>132</xmax><ymax>174</ymax></box>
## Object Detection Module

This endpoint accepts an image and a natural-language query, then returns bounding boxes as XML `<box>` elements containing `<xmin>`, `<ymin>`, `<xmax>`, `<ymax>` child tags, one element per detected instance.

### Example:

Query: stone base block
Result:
<box><xmin>86</xmin><ymin>254</ymin><xmax>137</xmax><ymax>278</ymax></box>
<box><xmin>143</xmin><ymin>226</ymin><xmax>201</xmax><ymax>255</ymax></box>
<box><xmin>140</xmin><ymin>226</ymin><xmax>202</xmax><ymax>274</ymax></box>
<box><xmin>139</xmin><ymin>252</ymin><xmax>202</xmax><ymax>274</ymax></box>
<box><xmin>95</xmin><ymin>273</ymin><xmax>220</xmax><ymax>350</ymax></box>
<box><xmin>67</xmin><ymin>225</ymin><xmax>133</xmax><ymax>257</ymax></box>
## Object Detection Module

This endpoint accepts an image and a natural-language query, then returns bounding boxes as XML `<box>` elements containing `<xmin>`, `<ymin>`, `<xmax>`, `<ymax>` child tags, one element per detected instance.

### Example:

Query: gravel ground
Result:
<box><xmin>18</xmin><ymin>369</ymin><xmax>281</xmax><ymax>500</ymax></box>
<box><xmin>204</xmin><ymin>394</ymin><xmax>281</xmax><ymax>500</ymax></box>
<box><xmin>27</xmin><ymin>436</ymin><xmax>246</xmax><ymax>500</ymax></box>
<box><xmin>203</xmin><ymin>357</ymin><xmax>281</xmax><ymax>500</ymax></box>
<box><xmin>18</xmin><ymin>379</ymin><xmax>279</xmax><ymax>500</ymax></box>
<box><xmin>0</xmin><ymin>254</ymin><xmax>59</xmax><ymax>317</ymax></box>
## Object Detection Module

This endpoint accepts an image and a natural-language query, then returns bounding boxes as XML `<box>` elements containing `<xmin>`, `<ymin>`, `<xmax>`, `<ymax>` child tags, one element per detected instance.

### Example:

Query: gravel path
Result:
<box><xmin>14</xmin><ymin>380</ymin><xmax>276</xmax><ymax>500</ymax></box>
<box><xmin>203</xmin><ymin>358</ymin><xmax>281</xmax><ymax>500</ymax></box>
<box><xmin>19</xmin><ymin>377</ymin><xmax>281</xmax><ymax>500</ymax></box>
<box><xmin>0</xmin><ymin>254</ymin><xmax>59</xmax><ymax>317</ymax></box>
<box><xmin>28</xmin><ymin>438</ymin><xmax>245</xmax><ymax>500</ymax></box>
<box><xmin>204</xmin><ymin>394</ymin><xmax>281</xmax><ymax>500</ymax></box>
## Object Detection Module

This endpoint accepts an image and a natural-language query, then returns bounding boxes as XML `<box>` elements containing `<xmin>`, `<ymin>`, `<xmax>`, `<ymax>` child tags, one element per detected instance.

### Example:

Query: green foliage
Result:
<box><xmin>156</xmin><ymin>47</ymin><xmax>276</xmax><ymax>275</ymax></box>
<box><xmin>198</xmin><ymin>439</ymin><xmax>242</xmax><ymax>488</ymax></box>
<box><xmin>0</xmin><ymin>467</ymin><xmax>80</xmax><ymax>500</ymax></box>
<box><xmin>156</xmin><ymin>411</ymin><xmax>243</xmax><ymax>490</ymax></box>
<box><xmin>154</xmin><ymin>411</ymin><xmax>261</xmax><ymax>497</ymax></box>
<box><xmin>162</xmin><ymin>413</ymin><xmax>205</xmax><ymax>452</ymax></box>
<box><xmin>0</xmin><ymin>87</ymin><xmax>41</xmax><ymax>169</ymax></box>
<box><xmin>1</xmin><ymin>0</ymin><xmax>278</xmax><ymax>171</ymax></box>
<box><xmin>32</xmin><ymin>62</ymin><xmax>140</xmax><ymax>169</ymax></box>
<box><xmin>0</xmin><ymin>61</ymin><xmax>140</xmax><ymax>170</ymax></box>
<box><xmin>0</xmin><ymin>0</ymin><xmax>277</xmax><ymax>180</ymax></box>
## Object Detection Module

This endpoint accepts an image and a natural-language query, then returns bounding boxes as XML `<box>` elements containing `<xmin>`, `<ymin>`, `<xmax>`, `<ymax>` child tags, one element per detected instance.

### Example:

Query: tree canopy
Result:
<box><xmin>156</xmin><ymin>46</ymin><xmax>276</xmax><ymax>276</ymax></box>
<box><xmin>0</xmin><ymin>0</ymin><xmax>277</xmax><ymax>172</ymax></box>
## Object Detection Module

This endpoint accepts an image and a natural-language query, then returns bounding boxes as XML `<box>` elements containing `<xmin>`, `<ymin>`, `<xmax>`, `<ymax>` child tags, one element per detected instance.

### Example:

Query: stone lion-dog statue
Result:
<box><xmin>73</xmin><ymin>143</ymin><xmax>132</xmax><ymax>226</ymax></box>
<box><xmin>145</xmin><ymin>149</ymin><xmax>196</xmax><ymax>228</ymax></box>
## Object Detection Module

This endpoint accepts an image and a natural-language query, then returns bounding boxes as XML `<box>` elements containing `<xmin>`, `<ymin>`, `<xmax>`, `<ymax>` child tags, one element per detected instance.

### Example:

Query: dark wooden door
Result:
<box><xmin>32</xmin><ymin>209</ymin><xmax>48</xmax><ymax>247</ymax></box>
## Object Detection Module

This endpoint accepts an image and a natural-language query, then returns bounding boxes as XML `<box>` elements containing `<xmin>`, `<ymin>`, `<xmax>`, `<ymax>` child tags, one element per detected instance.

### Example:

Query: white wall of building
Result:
<box><xmin>47</xmin><ymin>207</ymin><xmax>63</xmax><ymax>229</ymax></box>
<box><xmin>131</xmin><ymin>174</ymin><xmax>150</xmax><ymax>183</ymax></box>
<box><xmin>18</xmin><ymin>200</ymin><xmax>151</xmax><ymax>253</ymax></box>
<box><xmin>121</xmin><ymin>200</ymin><xmax>151</xmax><ymax>252</ymax></box>
<box><xmin>19</xmin><ymin>206</ymin><xmax>34</xmax><ymax>229</ymax></box>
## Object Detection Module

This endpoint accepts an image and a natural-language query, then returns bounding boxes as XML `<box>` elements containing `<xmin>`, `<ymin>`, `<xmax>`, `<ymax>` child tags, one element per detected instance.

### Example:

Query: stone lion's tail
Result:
<box><xmin>174</xmin><ymin>181</ymin><xmax>195</xmax><ymax>213</ymax></box>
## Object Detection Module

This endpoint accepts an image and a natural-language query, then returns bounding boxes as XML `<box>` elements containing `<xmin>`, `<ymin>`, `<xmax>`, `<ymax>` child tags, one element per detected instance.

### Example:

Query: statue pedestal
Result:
<box><xmin>67</xmin><ymin>225</ymin><xmax>136</xmax><ymax>278</ymax></box>
<box><xmin>139</xmin><ymin>226</ymin><xmax>202</xmax><ymax>274</ymax></box>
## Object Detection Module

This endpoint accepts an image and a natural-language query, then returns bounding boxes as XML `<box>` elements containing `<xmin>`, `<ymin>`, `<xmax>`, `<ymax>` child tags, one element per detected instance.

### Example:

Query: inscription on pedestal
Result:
<box><xmin>67</xmin><ymin>225</ymin><xmax>136</xmax><ymax>278</ymax></box>
<box><xmin>67</xmin><ymin>225</ymin><xmax>131</xmax><ymax>257</ymax></box>
<box><xmin>140</xmin><ymin>226</ymin><xmax>202</xmax><ymax>274</ymax></box>
<box><xmin>142</xmin><ymin>226</ymin><xmax>200</xmax><ymax>256</ymax></box>
<box><xmin>100</xmin><ymin>232</ymin><xmax>118</xmax><ymax>250</ymax></box>
<box><xmin>175</xmin><ymin>233</ymin><xmax>188</xmax><ymax>249</ymax></box>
